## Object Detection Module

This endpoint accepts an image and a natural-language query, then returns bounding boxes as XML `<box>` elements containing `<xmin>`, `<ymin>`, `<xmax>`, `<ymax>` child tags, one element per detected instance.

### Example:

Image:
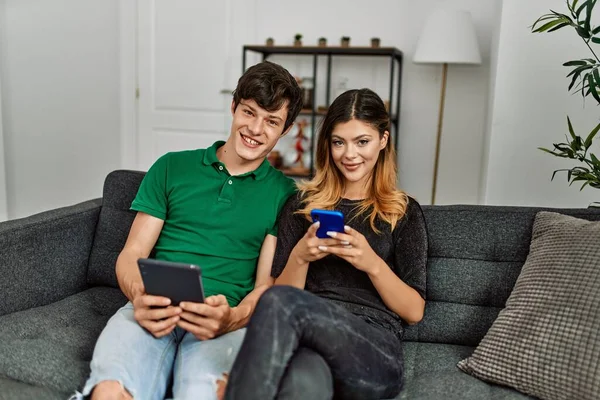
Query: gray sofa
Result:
<box><xmin>1</xmin><ymin>170</ymin><xmax>599</xmax><ymax>400</ymax></box>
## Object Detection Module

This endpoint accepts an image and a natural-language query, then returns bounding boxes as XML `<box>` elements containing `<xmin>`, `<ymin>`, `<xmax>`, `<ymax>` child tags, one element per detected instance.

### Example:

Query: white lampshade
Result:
<box><xmin>414</xmin><ymin>9</ymin><xmax>481</xmax><ymax>65</ymax></box>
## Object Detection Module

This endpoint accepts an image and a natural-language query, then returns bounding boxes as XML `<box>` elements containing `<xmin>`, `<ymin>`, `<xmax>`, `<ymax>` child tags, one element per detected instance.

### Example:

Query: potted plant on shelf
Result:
<box><xmin>532</xmin><ymin>0</ymin><xmax>600</xmax><ymax>204</ymax></box>
<box><xmin>340</xmin><ymin>36</ymin><xmax>351</xmax><ymax>47</ymax></box>
<box><xmin>371</xmin><ymin>37</ymin><xmax>381</xmax><ymax>48</ymax></box>
<box><xmin>318</xmin><ymin>37</ymin><xmax>327</xmax><ymax>47</ymax></box>
<box><xmin>294</xmin><ymin>33</ymin><xmax>303</xmax><ymax>47</ymax></box>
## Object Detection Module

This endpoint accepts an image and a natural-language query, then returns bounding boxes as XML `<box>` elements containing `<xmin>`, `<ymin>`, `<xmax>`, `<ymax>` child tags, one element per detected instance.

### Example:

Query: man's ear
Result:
<box><xmin>230</xmin><ymin>100</ymin><xmax>236</xmax><ymax>116</ymax></box>
<box><xmin>281</xmin><ymin>123</ymin><xmax>294</xmax><ymax>137</ymax></box>
<box><xmin>380</xmin><ymin>131</ymin><xmax>390</xmax><ymax>150</ymax></box>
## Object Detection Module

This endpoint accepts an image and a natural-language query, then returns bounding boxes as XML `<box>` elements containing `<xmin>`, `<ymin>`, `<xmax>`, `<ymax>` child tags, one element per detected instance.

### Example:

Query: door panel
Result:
<box><xmin>137</xmin><ymin>0</ymin><xmax>232</xmax><ymax>170</ymax></box>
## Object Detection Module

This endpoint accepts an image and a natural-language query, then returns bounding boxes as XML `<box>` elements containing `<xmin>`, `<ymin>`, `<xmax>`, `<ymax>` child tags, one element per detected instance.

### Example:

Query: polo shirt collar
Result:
<box><xmin>202</xmin><ymin>140</ymin><xmax>271</xmax><ymax>181</ymax></box>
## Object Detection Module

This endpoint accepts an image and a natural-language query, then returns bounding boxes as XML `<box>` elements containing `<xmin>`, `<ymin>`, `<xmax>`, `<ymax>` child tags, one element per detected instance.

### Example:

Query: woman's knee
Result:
<box><xmin>256</xmin><ymin>285</ymin><xmax>307</xmax><ymax>313</ymax></box>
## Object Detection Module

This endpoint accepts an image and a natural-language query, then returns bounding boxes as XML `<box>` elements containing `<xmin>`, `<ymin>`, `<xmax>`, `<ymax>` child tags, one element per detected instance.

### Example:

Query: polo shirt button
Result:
<box><xmin>218</xmin><ymin>165</ymin><xmax>223</xmax><ymax>170</ymax></box>
<box><xmin>228</xmin><ymin>180</ymin><xmax>232</xmax><ymax>185</ymax></box>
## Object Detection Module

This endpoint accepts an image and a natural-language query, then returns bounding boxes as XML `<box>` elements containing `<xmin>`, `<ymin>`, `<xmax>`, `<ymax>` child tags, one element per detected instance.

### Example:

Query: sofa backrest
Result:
<box><xmin>88</xmin><ymin>170</ymin><xmax>600</xmax><ymax>347</ymax></box>
<box><xmin>404</xmin><ymin>205</ymin><xmax>600</xmax><ymax>346</ymax></box>
<box><xmin>87</xmin><ymin>170</ymin><xmax>146</xmax><ymax>287</ymax></box>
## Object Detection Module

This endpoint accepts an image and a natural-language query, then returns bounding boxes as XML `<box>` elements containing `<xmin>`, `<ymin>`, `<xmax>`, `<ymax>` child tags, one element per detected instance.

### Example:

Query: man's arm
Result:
<box><xmin>177</xmin><ymin>234</ymin><xmax>277</xmax><ymax>339</ymax></box>
<box><xmin>228</xmin><ymin>233</ymin><xmax>277</xmax><ymax>329</ymax></box>
<box><xmin>116</xmin><ymin>212</ymin><xmax>183</xmax><ymax>338</ymax></box>
<box><xmin>116</xmin><ymin>212</ymin><xmax>164</xmax><ymax>301</ymax></box>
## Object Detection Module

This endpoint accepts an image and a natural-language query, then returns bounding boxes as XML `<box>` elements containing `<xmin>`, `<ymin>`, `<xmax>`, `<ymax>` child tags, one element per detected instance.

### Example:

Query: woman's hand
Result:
<box><xmin>319</xmin><ymin>226</ymin><xmax>382</xmax><ymax>274</ymax></box>
<box><xmin>291</xmin><ymin>222</ymin><xmax>344</xmax><ymax>265</ymax></box>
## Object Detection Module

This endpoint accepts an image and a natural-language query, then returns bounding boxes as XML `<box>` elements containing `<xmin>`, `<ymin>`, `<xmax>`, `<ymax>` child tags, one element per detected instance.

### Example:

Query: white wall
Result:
<box><xmin>0</xmin><ymin>55</ymin><xmax>7</xmax><ymax>222</ymax></box>
<box><xmin>227</xmin><ymin>0</ymin><xmax>499</xmax><ymax>205</ymax></box>
<box><xmin>484</xmin><ymin>0</ymin><xmax>600</xmax><ymax>207</ymax></box>
<box><xmin>0</xmin><ymin>0</ymin><xmax>121</xmax><ymax>219</ymax></box>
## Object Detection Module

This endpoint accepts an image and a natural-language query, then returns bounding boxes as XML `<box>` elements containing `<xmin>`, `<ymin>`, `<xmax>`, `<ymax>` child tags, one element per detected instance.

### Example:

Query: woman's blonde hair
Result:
<box><xmin>296</xmin><ymin>89</ymin><xmax>408</xmax><ymax>233</ymax></box>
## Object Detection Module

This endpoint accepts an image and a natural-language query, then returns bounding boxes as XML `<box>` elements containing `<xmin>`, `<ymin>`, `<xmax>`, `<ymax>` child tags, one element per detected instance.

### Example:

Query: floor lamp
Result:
<box><xmin>413</xmin><ymin>9</ymin><xmax>481</xmax><ymax>204</ymax></box>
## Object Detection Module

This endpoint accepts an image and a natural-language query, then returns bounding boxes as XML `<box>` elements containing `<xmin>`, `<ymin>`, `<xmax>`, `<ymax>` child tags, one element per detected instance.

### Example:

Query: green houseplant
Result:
<box><xmin>532</xmin><ymin>0</ymin><xmax>600</xmax><ymax>192</ymax></box>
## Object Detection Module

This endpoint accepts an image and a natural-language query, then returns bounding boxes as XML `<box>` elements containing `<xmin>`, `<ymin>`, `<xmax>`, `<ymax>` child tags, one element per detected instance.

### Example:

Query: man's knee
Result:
<box><xmin>90</xmin><ymin>381</ymin><xmax>133</xmax><ymax>400</ymax></box>
<box><xmin>278</xmin><ymin>348</ymin><xmax>333</xmax><ymax>400</ymax></box>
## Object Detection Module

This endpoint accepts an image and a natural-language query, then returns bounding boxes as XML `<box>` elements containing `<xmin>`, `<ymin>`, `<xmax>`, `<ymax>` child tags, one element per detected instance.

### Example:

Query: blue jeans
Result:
<box><xmin>225</xmin><ymin>286</ymin><xmax>404</xmax><ymax>400</ymax></box>
<box><xmin>72</xmin><ymin>302</ymin><xmax>245</xmax><ymax>400</ymax></box>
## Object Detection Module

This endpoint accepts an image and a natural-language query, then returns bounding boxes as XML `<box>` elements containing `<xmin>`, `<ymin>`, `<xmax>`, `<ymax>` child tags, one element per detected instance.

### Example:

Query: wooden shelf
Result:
<box><xmin>279</xmin><ymin>167</ymin><xmax>311</xmax><ymax>178</ymax></box>
<box><xmin>299</xmin><ymin>109</ymin><xmax>327</xmax><ymax>116</ymax></box>
<box><xmin>244</xmin><ymin>45</ymin><xmax>403</xmax><ymax>60</ymax></box>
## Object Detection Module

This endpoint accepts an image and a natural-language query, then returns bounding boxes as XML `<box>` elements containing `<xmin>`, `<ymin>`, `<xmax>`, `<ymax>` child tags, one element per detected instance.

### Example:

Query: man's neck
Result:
<box><xmin>216</xmin><ymin>139</ymin><xmax>263</xmax><ymax>176</ymax></box>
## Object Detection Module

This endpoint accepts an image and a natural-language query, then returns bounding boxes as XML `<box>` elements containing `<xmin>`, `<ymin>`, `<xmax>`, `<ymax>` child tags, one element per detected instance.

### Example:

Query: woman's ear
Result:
<box><xmin>380</xmin><ymin>131</ymin><xmax>389</xmax><ymax>150</ymax></box>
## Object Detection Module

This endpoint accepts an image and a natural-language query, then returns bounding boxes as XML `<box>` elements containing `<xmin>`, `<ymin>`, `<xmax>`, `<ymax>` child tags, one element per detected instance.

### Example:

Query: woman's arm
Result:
<box><xmin>366</xmin><ymin>258</ymin><xmax>425</xmax><ymax>325</ymax></box>
<box><xmin>318</xmin><ymin>200</ymin><xmax>428</xmax><ymax>325</ymax></box>
<box><xmin>271</xmin><ymin>196</ymin><xmax>340</xmax><ymax>289</ymax></box>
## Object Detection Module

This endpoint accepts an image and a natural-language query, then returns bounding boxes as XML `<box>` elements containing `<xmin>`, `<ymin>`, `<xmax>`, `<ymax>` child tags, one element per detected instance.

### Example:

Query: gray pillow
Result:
<box><xmin>457</xmin><ymin>211</ymin><xmax>600</xmax><ymax>400</ymax></box>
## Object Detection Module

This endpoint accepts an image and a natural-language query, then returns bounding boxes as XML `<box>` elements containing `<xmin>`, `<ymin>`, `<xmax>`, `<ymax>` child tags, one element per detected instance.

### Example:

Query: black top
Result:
<box><xmin>271</xmin><ymin>193</ymin><xmax>428</xmax><ymax>338</ymax></box>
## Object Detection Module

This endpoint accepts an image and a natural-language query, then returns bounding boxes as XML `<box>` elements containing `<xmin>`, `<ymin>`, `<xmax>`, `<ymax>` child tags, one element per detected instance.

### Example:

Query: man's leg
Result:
<box><xmin>169</xmin><ymin>328</ymin><xmax>246</xmax><ymax>400</ymax></box>
<box><xmin>277</xmin><ymin>347</ymin><xmax>334</xmax><ymax>400</ymax></box>
<box><xmin>73</xmin><ymin>302</ymin><xmax>179</xmax><ymax>400</ymax></box>
<box><xmin>225</xmin><ymin>286</ymin><xmax>404</xmax><ymax>400</ymax></box>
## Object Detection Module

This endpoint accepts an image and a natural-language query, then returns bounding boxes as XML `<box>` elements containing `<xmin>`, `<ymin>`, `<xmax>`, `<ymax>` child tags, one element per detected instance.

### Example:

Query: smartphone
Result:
<box><xmin>137</xmin><ymin>258</ymin><xmax>205</xmax><ymax>305</ymax></box>
<box><xmin>310</xmin><ymin>209</ymin><xmax>345</xmax><ymax>239</ymax></box>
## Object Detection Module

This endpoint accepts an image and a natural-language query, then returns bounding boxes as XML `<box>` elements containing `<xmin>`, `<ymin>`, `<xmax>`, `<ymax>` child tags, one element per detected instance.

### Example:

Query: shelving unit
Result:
<box><xmin>242</xmin><ymin>45</ymin><xmax>404</xmax><ymax>177</ymax></box>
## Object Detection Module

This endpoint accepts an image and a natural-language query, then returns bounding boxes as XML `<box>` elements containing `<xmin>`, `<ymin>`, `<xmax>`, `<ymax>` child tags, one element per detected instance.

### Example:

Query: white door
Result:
<box><xmin>135</xmin><ymin>0</ymin><xmax>237</xmax><ymax>170</ymax></box>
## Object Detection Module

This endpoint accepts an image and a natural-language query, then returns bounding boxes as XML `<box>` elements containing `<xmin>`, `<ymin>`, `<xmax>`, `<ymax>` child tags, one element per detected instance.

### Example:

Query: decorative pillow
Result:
<box><xmin>457</xmin><ymin>211</ymin><xmax>600</xmax><ymax>400</ymax></box>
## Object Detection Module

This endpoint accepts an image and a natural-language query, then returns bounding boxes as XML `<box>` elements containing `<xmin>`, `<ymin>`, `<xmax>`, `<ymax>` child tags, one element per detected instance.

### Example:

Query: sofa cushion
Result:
<box><xmin>87</xmin><ymin>170</ymin><xmax>145</xmax><ymax>287</ymax></box>
<box><xmin>406</xmin><ymin>206</ymin><xmax>600</xmax><ymax>346</ymax></box>
<box><xmin>457</xmin><ymin>212</ymin><xmax>600</xmax><ymax>400</ymax></box>
<box><xmin>0</xmin><ymin>377</ymin><xmax>68</xmax><ymax>400</ymax></box>
<box><xmin>396</xmin><ymin>342</ymin><xmax>533</xmax><ymax>399</ymax></box>
<box><xmin>0</xmin><ymin>287</ymin><xmax>126</xmax><ymax>397</ymax></box>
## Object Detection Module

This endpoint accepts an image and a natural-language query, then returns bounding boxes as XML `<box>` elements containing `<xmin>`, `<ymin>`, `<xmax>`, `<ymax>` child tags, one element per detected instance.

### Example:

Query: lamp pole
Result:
<box><xmin>431</xmin><ymin>62</ymin><xmax>448</xmax><ymax>205</ymax></box>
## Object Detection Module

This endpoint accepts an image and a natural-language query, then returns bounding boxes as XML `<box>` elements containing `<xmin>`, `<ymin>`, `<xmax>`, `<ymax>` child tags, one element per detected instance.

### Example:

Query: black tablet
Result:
<box><xmin>137</xmin><ymin>258</ymin><xmax>205</xmax><ymax>305</ymax></box>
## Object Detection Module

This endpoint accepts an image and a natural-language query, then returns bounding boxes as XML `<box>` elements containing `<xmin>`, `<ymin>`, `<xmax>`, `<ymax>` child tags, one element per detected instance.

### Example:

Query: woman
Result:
<box><xmin>224</xmin><ymin>88</ymin><xmax>428</xmax><ymax>400</ymax></box>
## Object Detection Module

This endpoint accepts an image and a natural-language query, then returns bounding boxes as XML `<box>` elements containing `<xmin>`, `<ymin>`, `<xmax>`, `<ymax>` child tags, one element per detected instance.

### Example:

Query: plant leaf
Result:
<box><xmin>568</xmin><ymin>116</ymin><xmax>577</xmax><ymax>139</ymax></box>
<box><xmin>576</xmin><ymin>0</ymin><xmax>588</xmax><ymax>18</ymax></box>
<box><xmin>549</xmin><ymin>22</ymin><xmax>572</xmax><ymax>32</ymax></box>
<box><xmin>535</xmin><ymin>18</ymin><xmax>571</xmax><ymax>32</ymax></box>
<box><xmin>584</xmin><ymin>0</ymin><xmax>594</xmax><ymax>33</ymax></box>
<box><xmin>564</xmin><ymin>60</ymin><xmax>588</xmax><ymax>66</ymax></box>
<box><xmin>567</xmin><ymin>64</ymin><xmax>593</xmax><ymax>77</ymax></box>
<box><xmin>588</xmin><ymin>74</ymin><xmax>600</xmax><ymax>103</ymax></box>
<box><xmin>584</xmin><ymin>122</ymin><xmax>600</xmax><ymax>148</ymax></box>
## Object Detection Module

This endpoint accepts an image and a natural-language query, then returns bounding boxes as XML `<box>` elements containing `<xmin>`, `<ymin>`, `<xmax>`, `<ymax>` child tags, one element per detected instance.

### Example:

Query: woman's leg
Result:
<box><xmin>277</xmin><ymin>347</ymin><xmax>334</xmax><ymax>400</ymax></box>
<box><xmin>225</xmin><ymin>286</ymin><xmax>403</xmax><ymax>400</ymax></box>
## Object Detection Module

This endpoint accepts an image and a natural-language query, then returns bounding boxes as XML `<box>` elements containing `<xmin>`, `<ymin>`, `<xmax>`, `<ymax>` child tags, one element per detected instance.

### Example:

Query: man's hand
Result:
<box><xmin>177</xmin><ymin>295</ymin><xmax>233</xmax><ymax>340</ymax></box>
<box><xmin>133</xmin><ymin>294</ymin><xmax>182</xmax><ymax>338</ymax></box>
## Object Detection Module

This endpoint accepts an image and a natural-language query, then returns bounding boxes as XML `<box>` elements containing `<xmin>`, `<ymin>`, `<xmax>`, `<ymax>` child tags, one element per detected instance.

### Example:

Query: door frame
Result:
<box><xmin>119</xmin><ymin>0</ymin><xmax>139</xmax><ymax>170</ymax></box>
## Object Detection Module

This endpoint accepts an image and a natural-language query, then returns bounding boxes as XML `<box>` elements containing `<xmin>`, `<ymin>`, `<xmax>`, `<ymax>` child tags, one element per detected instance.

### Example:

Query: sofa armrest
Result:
<box><xmin>0</xmin><ymin>199</ymin><xmax>102</xmax><ymax>316</ymax></box>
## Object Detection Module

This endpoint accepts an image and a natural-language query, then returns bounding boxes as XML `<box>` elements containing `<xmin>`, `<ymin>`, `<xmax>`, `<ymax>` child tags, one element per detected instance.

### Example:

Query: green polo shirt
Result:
<box><xmin>131</xmin><ymin>141</ymin><xmax>296</xmax><ymax>306</ymax></box>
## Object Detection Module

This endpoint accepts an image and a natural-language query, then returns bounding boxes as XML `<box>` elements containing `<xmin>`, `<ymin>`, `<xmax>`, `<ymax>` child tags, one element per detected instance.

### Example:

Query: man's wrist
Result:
<box><xmin>229</xmin><ymin>305</ymin><xmax>250</xmax><ymax>330</ymax></box>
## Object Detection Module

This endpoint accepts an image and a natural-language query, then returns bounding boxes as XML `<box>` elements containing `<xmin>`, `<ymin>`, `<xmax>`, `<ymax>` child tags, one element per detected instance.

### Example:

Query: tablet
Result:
<box><xmin>137</xmin><ymin>258</ymin><xmax>205</xmax><ymax>305</ymax></box>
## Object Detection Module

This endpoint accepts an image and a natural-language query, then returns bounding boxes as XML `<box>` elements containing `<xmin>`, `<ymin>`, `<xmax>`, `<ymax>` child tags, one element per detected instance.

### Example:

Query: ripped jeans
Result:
<box><xmin>73</xmin><ymin>302</ymin><xmax>245</xmax><ymax>400</ymax></box>
<box><xmin>225</xmin><ymin>286</ymin><xmax>404</xmax><ymax>400</ymax></box>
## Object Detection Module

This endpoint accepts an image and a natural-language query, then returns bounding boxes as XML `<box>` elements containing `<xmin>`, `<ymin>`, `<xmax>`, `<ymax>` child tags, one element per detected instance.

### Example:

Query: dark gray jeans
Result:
<box><xmin>225</xmin><ymin>285</ymin><xmax>404</xmax><ymax>400</ymax></box>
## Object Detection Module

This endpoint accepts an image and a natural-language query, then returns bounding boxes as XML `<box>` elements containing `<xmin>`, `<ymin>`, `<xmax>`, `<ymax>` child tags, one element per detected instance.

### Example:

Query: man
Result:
<box><xmin>75</xmin><ymin>61</ymin><xmax>302</xmax><ymax>400</ymax></box>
